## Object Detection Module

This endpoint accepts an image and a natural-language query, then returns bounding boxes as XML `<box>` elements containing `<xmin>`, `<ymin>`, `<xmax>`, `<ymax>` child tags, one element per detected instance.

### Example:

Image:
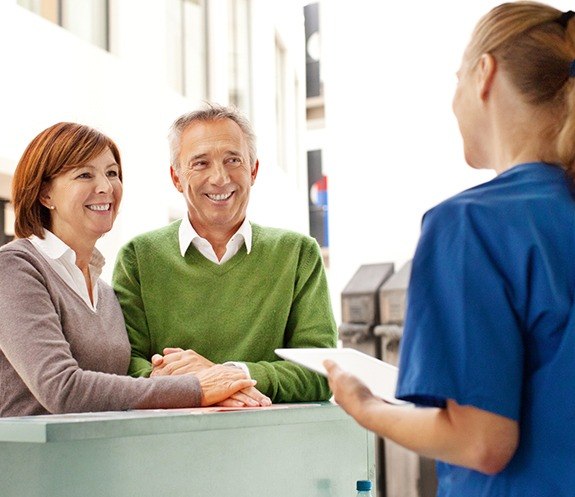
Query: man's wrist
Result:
<box><xmin>224</xmin><ymin>361</ymin><xmax>251</xmax><ymax>378</ymax></box>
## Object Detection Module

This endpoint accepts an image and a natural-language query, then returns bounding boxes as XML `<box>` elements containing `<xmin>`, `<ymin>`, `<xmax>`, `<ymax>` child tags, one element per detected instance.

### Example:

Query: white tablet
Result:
<box><xmin>275</xmin><ymin>347</ymin><xmax>409</xmax><ymax>405</ymax></box>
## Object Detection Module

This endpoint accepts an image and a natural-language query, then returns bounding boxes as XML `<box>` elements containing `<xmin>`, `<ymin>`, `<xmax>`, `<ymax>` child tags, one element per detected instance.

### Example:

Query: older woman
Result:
<box><xmin>326</xmin><ymin>2</ymin><xmax>575</xmax><ymax>496</ymax></box>
<box><xmin>0</xmin><ymin>122</ymin><xmax>255</xmax><ymax>416</ymax></box>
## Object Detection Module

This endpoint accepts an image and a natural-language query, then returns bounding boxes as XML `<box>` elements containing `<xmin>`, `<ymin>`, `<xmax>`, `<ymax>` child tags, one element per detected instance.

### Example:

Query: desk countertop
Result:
<box><xmin>0</xmin><ymin>401</ymin><xmax>344</xmax><ymax>443</ymax></box>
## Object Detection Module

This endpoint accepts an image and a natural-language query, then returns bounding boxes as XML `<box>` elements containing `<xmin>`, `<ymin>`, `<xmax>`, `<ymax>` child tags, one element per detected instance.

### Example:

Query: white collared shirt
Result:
<box><xmin>178</xmin><ymin>216</ymin><xmax>252</xmax><ymax>263</ymax></box>
<box><xmin>29</xmin><ymin>230</ymin><xmax>104</xmax><ymax>311</ymax></box>
<box><xmin>177</xmin><ymin>216</ymin><xmax>252</xmax><ymax>376</ymax></box>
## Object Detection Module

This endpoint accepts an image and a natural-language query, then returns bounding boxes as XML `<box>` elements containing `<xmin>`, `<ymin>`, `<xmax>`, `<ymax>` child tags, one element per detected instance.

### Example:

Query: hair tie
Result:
<box><xmin>556</xmin><ymin>10</ymin><xmax>575</xmax><ymax>28</ymax></box>
<box><xmin>570</xmin><ymin>60</ymin><xmax>575</xmax><ymax>78</ymax></box>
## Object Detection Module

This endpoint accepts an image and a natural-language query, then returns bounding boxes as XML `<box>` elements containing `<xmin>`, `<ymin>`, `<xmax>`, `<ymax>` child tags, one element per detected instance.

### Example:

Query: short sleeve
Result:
<box><xmin>396</xmin><ymin>201</ymin><xmax>524</xmax><ymax>420</ymax></box>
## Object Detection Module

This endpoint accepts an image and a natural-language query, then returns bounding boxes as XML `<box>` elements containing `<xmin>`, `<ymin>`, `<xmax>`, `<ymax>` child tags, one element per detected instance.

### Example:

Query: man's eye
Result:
<box><xmin>192</xmin><ymin>162</ymin><xmax>207</xmax><ymax>170</ymax></box>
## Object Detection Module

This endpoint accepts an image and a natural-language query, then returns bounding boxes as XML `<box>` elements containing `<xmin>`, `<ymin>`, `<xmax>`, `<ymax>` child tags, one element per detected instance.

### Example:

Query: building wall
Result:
<box><xmin>320</xmin><ymin>0</ymin><xmax>573</xmax><ymax>321</ymax></box>
<box><xmin>0</xmin><ymin>0</ymin><xmax>308</xmax><ymax>281</ymax></box>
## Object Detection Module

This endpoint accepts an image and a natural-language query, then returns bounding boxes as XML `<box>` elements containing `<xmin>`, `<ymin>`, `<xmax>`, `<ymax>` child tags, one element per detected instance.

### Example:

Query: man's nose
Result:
<box><xmin>209</xmin><ymin>164</ymin><xmax>230</xmax><ymax>186</ymax></box>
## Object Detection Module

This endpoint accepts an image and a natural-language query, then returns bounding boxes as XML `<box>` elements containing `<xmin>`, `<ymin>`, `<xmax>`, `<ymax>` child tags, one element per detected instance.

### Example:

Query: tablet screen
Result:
<box><xmin>275</xmin><ymin>347</ymin><xmax>409</xmax><ymax>405</ymax></box>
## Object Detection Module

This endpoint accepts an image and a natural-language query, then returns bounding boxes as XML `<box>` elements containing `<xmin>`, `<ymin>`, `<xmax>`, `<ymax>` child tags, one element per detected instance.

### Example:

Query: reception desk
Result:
<box><xmin>0</xmin><ymin>402</ymin><xmax>375</xmax><ymax>497</ymax></box>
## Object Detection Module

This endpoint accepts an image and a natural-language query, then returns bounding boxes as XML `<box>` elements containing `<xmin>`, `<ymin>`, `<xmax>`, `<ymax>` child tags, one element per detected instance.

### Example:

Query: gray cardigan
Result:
<box><xmin>0</xmin><ymin>239</ymin><xmax>202</xmax><ymax>417</ymax></box>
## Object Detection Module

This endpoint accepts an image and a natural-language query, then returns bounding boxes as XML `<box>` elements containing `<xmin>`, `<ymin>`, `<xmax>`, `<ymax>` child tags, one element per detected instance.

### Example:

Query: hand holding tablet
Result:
<box><xmin>275</xmin><ymin>347</ymin><xmax>409</xmax><ymax>405</ymax></box>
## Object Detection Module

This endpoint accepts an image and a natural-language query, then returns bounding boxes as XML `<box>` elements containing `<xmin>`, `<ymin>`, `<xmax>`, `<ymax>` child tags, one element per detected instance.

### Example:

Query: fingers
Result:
<box><xmin>150</xmin><ymin>349</ymin><xmax>182</xmax><ymax>376</ymax></box>
<box><xmin>323</xmin><ymin>359</ymin><xmax>338</xmax><ymax>374</ymax></box>
<box><xmin>152</xmin><ymin>349</ymin><xmax>214</xmax><ymax>376</ymax></box>
<box><xmin>152</xmin><ymin>348</ymin><xmax>185</xmax><ymax>369</ymax></box>
<box><xmin>216</xmin><ymin>398</ymin><xmax>248</xmax><ymax>408</ymax></box>
<box><xmin>241</xmin><ymin>386</ymin><xmax>272</xmax><ymax>407</ymax></box>
<box><xmin>229</xmin><ymin>387</ymin><xmax>272</xmax><ymax>407</ymax></box>
<box><xmin>227</xmin><ymin>391</ymin><xmax>256</xmax><ymax>407</ymax></box>
<box><xmin>152</xmin><ymin>357</ymin><xmax>187</xmax><ymax>376</ymax></box>
<box><xmin>161</xmin><ymin>358</ymin><xmax>196</xmax><ymax>376</ymax></box>
<box><xmin>159</xmin><ymin>351</ymin><xmax>187</xmax><ymax>365</ymax></box>
<box><xmin>151</xmin><ymin>354</ymin><xmax>164</xmax><ymax>366</ymax></box>
<box><xmin>163</xmin><ymin>347</ymin><xmax>184</xmax><ymax>355</ymax></box>
<box><xmin>233</xmin><ymin>379</ymin><xmax>258</xmax><ymax>392</ymax></box>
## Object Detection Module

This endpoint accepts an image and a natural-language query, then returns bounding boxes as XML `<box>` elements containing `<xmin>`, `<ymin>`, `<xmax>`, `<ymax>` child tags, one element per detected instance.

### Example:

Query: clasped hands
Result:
<box><xmin>151</xmin><ymin>348</ymin><xmax>271</xmax><ymax>408</ymax></box>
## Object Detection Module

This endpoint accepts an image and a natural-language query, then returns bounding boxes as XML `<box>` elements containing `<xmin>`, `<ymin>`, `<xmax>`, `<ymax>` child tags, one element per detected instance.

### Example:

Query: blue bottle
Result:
<box><xmin>356</xmin><ymin>480</ymin><xmax>373</xmax><ymax>496</ymax></box>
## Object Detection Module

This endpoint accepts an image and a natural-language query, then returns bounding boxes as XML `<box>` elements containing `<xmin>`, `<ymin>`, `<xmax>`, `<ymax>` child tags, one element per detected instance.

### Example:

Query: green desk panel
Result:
<box><xmin>0</xmin><ymin>403</ymin><xmax>375</xmax><ymax>497</ymax></box>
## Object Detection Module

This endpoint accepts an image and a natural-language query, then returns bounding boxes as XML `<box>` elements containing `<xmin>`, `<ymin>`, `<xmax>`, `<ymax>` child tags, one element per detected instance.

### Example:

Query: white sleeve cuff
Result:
<box><xmin>224</xmin><ymin>361</ymin><xmax>251</xmax><ymax>378</ymax></box>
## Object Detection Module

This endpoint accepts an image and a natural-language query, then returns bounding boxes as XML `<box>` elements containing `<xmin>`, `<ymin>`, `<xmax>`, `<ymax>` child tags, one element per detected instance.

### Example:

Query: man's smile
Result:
<box><xmin>206</xmin><ymin>192</ymin><xmax>233</xmax><ymax>201</ymax></box>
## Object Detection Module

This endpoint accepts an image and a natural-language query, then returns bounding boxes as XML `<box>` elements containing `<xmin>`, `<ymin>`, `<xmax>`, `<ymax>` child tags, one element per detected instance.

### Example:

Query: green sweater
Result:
<box><xmin>112</xmin><ymin>222</ymin><xmax>337</xmax><ymax>402</ymax></box>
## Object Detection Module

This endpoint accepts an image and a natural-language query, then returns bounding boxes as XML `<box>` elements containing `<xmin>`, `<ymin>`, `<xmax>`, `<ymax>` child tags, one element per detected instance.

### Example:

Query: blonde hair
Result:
<box><xmin>465</xmin><ymin>1</ymin><xmax>575</xmax><ymax>173</ymax></box>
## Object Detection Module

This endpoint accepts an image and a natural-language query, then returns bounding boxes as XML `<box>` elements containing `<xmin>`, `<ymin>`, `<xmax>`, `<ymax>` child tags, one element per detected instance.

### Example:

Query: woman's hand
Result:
<box><xmin>215</xmin><ymin>385</ymin><xmax>272</xmax><ymax>408</ymax></box>
<box><xmin>151</xmin><ymin>348</ymin><xmax>214</xmax><ymax>376</ymax></box>
<box><xmin>324</xmin><ymin>360</ymin><xmax>519</xmax><ymax>474</ymax></box>
<box><xmin>324</xmin><ymin>359</ymin><xmax>378</xmax><ymax>418</ymax></box>
<box><xmin>195</xmin><ymin>364</ymin><xmax>258</xmax><ymax>407</ymax></box>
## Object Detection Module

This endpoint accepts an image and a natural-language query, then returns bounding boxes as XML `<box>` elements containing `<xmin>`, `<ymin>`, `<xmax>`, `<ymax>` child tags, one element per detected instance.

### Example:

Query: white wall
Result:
<box><xmin>321</xmin><ymin>0</ymin><xmax>573</xmax><ymax>321</ymax></box>
<box><xmin>247</xmin><ymin>0</ymin><xmax>309</xmax><ymax>234</ymax></box>
<box><xmin>0</xmin><ymin>2</ymin><xmax>192</xmax><ymax>280</ymax></box>
<box><xmin>0</xmin><ymin>0</ymin><xmax>309</xmax><ymax>281</ymax></box>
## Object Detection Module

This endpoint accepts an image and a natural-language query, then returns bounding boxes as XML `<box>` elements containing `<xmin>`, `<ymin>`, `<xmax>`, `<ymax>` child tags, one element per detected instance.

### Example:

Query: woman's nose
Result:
<box><xmin>96</xmin><ymin>174</ymin><xmax>113</xmax><ymax>193</ymax></box>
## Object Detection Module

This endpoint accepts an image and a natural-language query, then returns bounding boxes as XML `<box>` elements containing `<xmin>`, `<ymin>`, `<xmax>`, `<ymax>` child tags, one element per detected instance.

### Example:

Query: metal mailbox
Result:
<box><xmin>341</xmin><ymin>262</ymin><xmax>395</xmax><ymax>325</ymax></box>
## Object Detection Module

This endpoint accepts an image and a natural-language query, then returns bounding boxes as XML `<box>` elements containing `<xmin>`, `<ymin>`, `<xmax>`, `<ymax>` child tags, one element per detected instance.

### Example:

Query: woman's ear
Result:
<box><xmin>477</xmin><ymin>53</ymin><xmax>497</xmax><ymax>101</ymax></box>
<box><xmin>39</xmin><ymin>182</ymin><xmax>53</xmax><ymax>209</ymax></box>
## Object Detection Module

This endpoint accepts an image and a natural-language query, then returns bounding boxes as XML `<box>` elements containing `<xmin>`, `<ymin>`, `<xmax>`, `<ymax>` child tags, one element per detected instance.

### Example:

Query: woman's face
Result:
<box><xmin>42</xmin><ymin>147</ymin><xmax>122</xmax><ymax>247</ymax></box>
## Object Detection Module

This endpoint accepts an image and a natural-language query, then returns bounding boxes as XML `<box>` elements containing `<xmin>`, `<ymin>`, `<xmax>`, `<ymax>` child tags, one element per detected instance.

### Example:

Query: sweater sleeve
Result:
<box><xmin>0</xmin><ymin>248</ymin><xmax>202</xmax><ymax>414</ymax></box>
<box><xmin>112</xmin><ymin>240</ymin><xmax>154</xmax><ymax>377</ymax></box>
<box><xmin>246</xmin><ymin>238</ymin><xmax>338</xmax><ymax>402</ymax></box>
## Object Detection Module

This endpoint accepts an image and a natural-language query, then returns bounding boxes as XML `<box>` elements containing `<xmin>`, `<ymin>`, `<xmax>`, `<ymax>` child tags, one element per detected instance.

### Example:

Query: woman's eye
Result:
<box><xmin>107</xmin><ymin>170</ymin><xmax>119</xmax><ymax>178</ymax></box>
<box><xmin>76</xmin><ymin>172</ymin><xmax>91</xmax><ymax>179</ymax></box>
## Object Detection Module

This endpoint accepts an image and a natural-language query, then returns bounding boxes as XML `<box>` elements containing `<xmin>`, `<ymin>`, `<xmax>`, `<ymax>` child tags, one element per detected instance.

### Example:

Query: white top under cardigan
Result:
<box><xmin>30</xmin><ymin>230</ymin><xmax>103</xmax><ymax>311</ymax></box>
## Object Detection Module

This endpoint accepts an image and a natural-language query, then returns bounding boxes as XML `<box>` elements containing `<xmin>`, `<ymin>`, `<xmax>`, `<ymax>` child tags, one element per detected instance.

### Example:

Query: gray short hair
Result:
<box><xmin>168</xmin><ymin>103</ymin><xmax>257</xmax><ymax>168</ymax></box>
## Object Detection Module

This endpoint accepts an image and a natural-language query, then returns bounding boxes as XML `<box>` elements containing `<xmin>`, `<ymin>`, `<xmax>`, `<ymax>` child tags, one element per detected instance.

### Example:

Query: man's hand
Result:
<box><xmin>150</xmin><ymin>348</ymin><xmax>272</xmax><ymax>407</ymax></box>
<box><xmin>151</xmin><ymin>347</ymin><xmax>214</xmax><ymax>376</ymax></box>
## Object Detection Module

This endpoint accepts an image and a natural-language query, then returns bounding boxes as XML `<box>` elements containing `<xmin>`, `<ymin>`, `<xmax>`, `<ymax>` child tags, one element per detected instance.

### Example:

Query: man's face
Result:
<box><xmin>171</xmin><ymin>118</ymin><xmax>258</xmax><ymax>240</ymax></box>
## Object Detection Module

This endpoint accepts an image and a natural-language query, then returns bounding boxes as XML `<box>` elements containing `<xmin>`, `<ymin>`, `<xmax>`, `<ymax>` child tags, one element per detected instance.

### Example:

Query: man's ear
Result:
<box><xmin>478</xmin><ymin>53</ymin><xmax>497</xmax><ymax>101</ymax></box>
<box><xmin>170</xmin><ymin>165</ymin><xmax>183</xmax><ymax>192</ymax></box>
<box><xmin>250</xmin><ymin>160</ymin><xmax>259</xmax><ymax>186</ymax></box>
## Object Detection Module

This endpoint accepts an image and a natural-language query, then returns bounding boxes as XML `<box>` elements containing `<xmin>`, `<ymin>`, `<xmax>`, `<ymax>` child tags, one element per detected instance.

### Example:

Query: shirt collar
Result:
<box><xmin>178</xmin><ymin>216</ymin><xmax>252</xmax><ymax>257</ymax></box>
<box><xmin>29</xmin><ymin>229</ymin><xmax>105</xmax><ymax>278</ymax></box>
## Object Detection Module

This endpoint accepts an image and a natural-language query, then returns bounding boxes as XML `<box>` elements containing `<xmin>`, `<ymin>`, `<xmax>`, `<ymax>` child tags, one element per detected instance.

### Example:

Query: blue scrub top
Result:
<box><xmin>396</xmin><ymin>162</ymin><xmax>575</xmax><ymax>497</ymax></box>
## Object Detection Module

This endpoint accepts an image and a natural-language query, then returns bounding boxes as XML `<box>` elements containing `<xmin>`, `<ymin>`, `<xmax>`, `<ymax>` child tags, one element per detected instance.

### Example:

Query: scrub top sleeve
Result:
<box><xmin>396</xmin><ymin>201</ymin><xmax>523</xmax><ymax>421</ymax></box>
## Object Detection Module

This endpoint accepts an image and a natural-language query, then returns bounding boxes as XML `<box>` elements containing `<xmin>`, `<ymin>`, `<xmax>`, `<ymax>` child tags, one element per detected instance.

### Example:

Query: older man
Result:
<box><xmin>112</xmin><ymin>103</ymin><xmax>337</xmax><ymax>405</ymax></box>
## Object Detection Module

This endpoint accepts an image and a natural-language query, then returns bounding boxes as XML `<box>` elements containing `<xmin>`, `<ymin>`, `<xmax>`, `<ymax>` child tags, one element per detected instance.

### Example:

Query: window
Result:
<box><xmin>60</xmin><ymin>0</ymin><xmax>109</xmax><ymax>50</ymax></box>
<box><xmin>17</xmin><ymin>0</ymin><xmax>110</xmax><ymax>50</ymax></box>
<box><xmin>17</xmin><ymin>0</ymin><xmax>59</xmax><ymax>23</ymax></box>
<box><xmin>167</xmin><ymin>0</ymin><xmax>208</xmax><ymax>100</ymax></box>
<box><xmin>275</xmin><ymin>36</ymin><xmax>287</xmax><ymax>172</ymax></box>
<box><xmin>228</xmin><ymin>0</ymin><xmax>251</xmax><ymax>116</ymax></box>
<box><xmin>0</xmin><ymin>200</ymin><xmax>14</xmax><ymax>248</ymax></box>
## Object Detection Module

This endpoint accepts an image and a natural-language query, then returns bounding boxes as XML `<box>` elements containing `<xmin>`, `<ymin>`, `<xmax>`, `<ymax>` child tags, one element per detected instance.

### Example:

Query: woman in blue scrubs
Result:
<box><xmin>325</xmin><ymin>2</ymin><xmax>575</xmax><ymax>496</ymax></box>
